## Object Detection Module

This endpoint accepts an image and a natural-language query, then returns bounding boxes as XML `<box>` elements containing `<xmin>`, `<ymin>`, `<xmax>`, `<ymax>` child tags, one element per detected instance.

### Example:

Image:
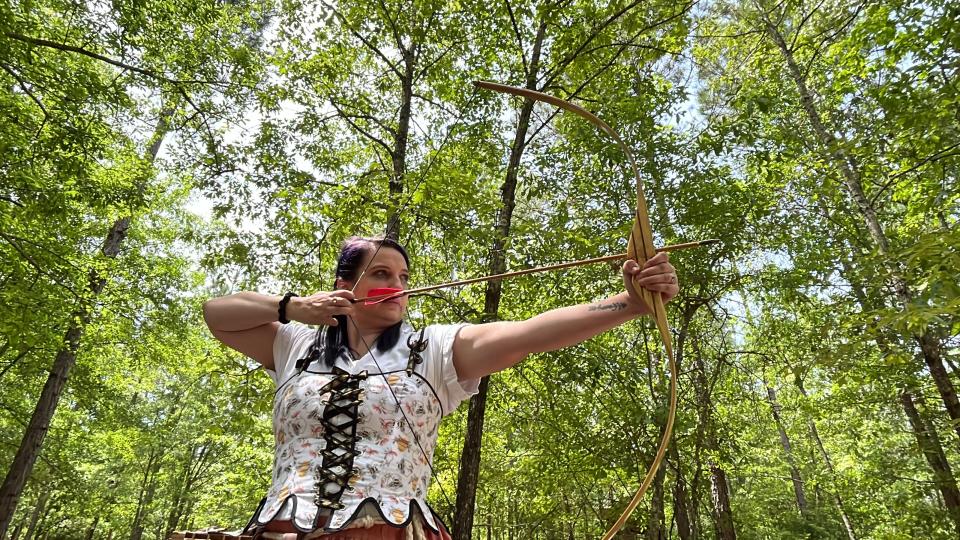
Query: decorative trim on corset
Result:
<box><xmin>406</xmin><ymin>328</ymin><xmax>427</xmax><ymax>376</ymax></box>
<box><xmin>313</xmin><ymin>366</ymin><xmax>368</xmax><ymax>526</ymax></box>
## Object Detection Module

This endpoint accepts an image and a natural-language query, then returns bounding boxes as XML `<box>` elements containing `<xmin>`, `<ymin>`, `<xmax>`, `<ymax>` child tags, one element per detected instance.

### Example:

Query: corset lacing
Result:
<box><xmin>314</xmin><ymin>367</ymin><xmax>368</xmax><ymax>519</ymax></box>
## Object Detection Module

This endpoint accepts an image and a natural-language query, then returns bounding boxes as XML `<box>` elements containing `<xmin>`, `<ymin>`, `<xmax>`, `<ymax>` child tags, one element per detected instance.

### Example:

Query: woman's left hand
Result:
<box><xmin>622</xmin><ymin>252</ymin><xmax>680</xmax><ymax>306</ymax></box>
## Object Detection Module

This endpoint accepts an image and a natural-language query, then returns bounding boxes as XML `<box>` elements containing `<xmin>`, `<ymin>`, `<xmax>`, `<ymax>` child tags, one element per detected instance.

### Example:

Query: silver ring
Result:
<box><xmin>670</xmin><ymin>275</ymin><xmax>676</xmax><ymax>283</ymax></box>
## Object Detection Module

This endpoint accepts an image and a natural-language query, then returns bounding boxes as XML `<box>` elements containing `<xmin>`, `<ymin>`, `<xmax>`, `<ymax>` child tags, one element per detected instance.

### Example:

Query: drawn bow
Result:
<box><xmin>473</xmin><ymin>81</ymin><xmax>677</xmax><ymax>539</ymax></box>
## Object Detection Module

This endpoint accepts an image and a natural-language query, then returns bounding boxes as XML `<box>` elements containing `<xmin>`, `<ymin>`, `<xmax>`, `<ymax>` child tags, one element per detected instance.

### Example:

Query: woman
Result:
<box><xmin>203</xmin><ymin>236</ymin><xmax>679</xmax><ymax>540</ymax></box>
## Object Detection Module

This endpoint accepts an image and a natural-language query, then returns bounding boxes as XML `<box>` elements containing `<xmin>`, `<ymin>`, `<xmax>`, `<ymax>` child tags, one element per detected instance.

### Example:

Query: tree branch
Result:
<box><xmin>0</xmin><ymin>61</ymin><xmax>48</xmax><ymax>134</ymax></box>
<box><xmin>0</xmin><ymin>348</ymin><xmax>32</xmax><ymax>381</ymax></box>
<box><xmin>319</xmin><ymin>1</ymin><xmax>402</xmax><ymax>78</ymax></box>
<box><xmin>543</xmin><ymin>0</ymin><xmax>694</xmax><ymax>87</ymax></box>
<box><xmin>505</xmin><ymin>0</ymin><xmax>529</xmax><ymax>77</ymax></box>
<box><xmin>870</xmin><ymin>142</ymin><xmax>960</xmax><ymax>205</ymax></box>
<box><xmin>373</xmin><ymin>0</ymin><xmax>405</xmax><ymax>56</ymax></box>
<box><xmin>328</xmin><ymin>100</ymin><xmax>395</xmax><ymax>155</ymax></box>
<box><xmin>4</xmin><ymin>32</ymin><xmax>225</xmax><ymax>87</ymax></box>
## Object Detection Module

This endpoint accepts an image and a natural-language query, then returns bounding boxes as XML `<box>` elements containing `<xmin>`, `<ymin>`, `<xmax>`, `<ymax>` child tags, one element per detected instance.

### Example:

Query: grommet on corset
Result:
<box><xmin>340</xmin><ymin>387</ymin><xmax>363</xmax><ymax>400</ymax></box>
<box><xmin>317</xmin><ymin>499</ymin><xmax>345</xmax><ymax>510</ymax></box>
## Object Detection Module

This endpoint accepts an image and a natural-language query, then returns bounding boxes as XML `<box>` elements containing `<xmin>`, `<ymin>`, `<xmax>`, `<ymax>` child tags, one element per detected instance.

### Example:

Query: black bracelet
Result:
<box><xmin>278</xmin><ymin>292</ymin><xmax>298</xmax><ymax>324</ymax></box>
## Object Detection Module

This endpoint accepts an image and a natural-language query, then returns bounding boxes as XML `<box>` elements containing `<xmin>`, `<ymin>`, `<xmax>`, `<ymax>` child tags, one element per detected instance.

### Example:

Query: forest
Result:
<box><xmin>1</xmin><ymin>0</ymin><xmax>958</xmax><ymax>538</ymax></box>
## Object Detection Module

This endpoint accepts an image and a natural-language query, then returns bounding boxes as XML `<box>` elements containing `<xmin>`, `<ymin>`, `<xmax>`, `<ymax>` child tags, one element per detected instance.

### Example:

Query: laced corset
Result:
<box><xmin>249</xmin><ymin>329</ymin><xmax>446</xmax><ymax>533</ymax></box>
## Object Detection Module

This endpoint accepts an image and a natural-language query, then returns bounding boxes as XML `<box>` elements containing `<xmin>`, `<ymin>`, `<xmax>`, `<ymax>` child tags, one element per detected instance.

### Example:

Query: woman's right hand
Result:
<box><xmin>287</xmin><ymin>290</ymin><xmax>356</xmax><ymax>326</ymax></box>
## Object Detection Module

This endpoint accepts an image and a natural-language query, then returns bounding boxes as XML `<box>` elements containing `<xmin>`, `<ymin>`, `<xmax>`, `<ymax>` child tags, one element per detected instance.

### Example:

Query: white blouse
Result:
<box><xmin>249</xmin><ymin>322</ymin><xmax>479</xmax><ymax>534</ymax></box>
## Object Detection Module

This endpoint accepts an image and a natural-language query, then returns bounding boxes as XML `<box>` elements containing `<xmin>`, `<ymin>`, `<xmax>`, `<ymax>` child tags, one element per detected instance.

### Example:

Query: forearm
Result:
<box><xmin>454</xmin><ymin>255</ymin><xmax>678</xmax><ymax>380</ymax></box>
<box><xmin>456</xmin><ymin>292</ymin><xmax>651</xmax><ymax>378</ymax></box>
<box><xmin>202</xmin><ymin>291</ymin><xmax>282</xmax><ymax>332</ymax></box>
<box><xmin>511</xmin><ymin>292</ymin><xmax>648</xmax><ymax>355</ymax></box>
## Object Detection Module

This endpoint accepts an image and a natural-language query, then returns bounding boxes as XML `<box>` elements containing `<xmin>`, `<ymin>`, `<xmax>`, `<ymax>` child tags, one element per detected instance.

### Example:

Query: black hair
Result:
<box><xmin>321</xmin><ymin>236</ymin><xmax>410</xmax><ymax>368</ymax></box>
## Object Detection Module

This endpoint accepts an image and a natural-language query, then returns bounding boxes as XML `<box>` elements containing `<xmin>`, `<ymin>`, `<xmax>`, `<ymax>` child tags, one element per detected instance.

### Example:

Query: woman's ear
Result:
<box><xmin>334</xmin><ymin>278</ymin><xmax>351</xmax><ymax>291</ymax></box>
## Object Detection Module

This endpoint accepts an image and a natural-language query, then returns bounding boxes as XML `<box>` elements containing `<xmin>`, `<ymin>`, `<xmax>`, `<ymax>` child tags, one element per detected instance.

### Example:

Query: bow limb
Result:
<box><xmin>474</xmin><ymin>80</ymin><xmax>678</xmax><ymax>539</ymax></box>
<box><xmin>602</xmin><ymin>129</ymin><xmax>678</xmax><ymax>540</ymax></box>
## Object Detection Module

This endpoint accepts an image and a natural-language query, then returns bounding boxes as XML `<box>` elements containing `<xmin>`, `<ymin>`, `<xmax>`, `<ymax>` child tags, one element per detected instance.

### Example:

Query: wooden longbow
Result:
<box><xmin>472</xmin><ymin>81</ymin><xmax>678</xmax><ymax>539</ymax></box>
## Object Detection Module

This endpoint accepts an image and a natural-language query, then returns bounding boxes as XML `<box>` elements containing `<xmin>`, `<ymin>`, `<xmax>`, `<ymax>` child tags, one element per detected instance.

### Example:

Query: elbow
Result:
<box><xmin>500</xmin><ymin>351</ymin><xmax>528</xmax><ymax>372</ymax></box>
<box><xmin>201</xmin><ymin>297</ymin><xmax>218</xmax><ymax>329</ymax></box>
<box><xmin>489</xmin><ymin>347</ymin><xmax>528</xmax><ymax>374</ymax></box>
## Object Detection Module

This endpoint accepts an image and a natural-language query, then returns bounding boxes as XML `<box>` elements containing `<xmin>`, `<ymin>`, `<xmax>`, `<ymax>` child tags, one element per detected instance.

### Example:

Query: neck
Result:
<box><xmin>346</xmin><ymin>320</ymin><xmax>390</xmax><ymax>356</ymax></box>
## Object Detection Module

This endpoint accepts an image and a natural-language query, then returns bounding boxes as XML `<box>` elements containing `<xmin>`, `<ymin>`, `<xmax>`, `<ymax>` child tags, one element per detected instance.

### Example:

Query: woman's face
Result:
<box><xmin>338</xmin><ymin>246</ymin><xmax>409</xmax><ymax>324</ymax></box>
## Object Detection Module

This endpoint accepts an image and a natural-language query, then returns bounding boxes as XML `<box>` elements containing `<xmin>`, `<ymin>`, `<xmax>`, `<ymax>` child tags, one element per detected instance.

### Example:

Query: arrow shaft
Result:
<box><xmin>354</xmin><ymin>239</ymin><xmax>717</xmax><ymax>303</ymax></box>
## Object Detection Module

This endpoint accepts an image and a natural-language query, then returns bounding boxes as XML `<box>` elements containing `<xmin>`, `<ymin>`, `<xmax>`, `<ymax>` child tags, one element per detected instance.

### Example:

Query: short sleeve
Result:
<box><xmin>266</xmin><ymin>323</ymin><xmax>318</xmax><ymax>384</ymax></box>
<box><xmin>421</xmin><ymin>323</ymin><xmax>480</xmax><ymax>415</ymax></box>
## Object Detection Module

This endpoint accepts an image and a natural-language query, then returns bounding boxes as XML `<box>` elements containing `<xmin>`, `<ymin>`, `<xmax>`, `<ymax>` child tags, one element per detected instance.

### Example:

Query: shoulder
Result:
<box><xmin>269</xmin><ymin>323</ymin><xmax>321</xmax><ymax>382</ymax></box>
<box><xmin>420</xmin><ymin>322</ymin><xmax>471</xmax><ymax>343</ymax></box>
<box><xmin>274</xmin><ymin>322</ymin><xmax>320</xmax><ymax>357</ymax></box>
<box><xmin>410</xmin><ymin>323</ymin><xmax>472</xmax><ymax>359</ymax></box>
<box><xmin>414</xmin><ymin>323</ymin><xmax>479</xmax><ymax>414</ymax></box>
<box><xmin>277</xmin><ymin>321</ymin><xmax>319</xmax><ymax>343</ymax></box>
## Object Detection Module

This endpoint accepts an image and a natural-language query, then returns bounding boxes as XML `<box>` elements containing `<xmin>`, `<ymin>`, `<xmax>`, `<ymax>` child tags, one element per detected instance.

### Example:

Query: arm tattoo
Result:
<box><xmin>588</xmin><ymin>301</ymin><xmax>628</xmax><ymax>312</ymax></box>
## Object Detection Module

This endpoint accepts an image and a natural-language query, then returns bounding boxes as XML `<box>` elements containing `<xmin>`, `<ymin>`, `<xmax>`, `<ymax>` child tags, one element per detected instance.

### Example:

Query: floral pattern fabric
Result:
<box><xmin>251</xmin><ymin>322</ymin><xmax>477</xmax><ymax>533</ymax></box>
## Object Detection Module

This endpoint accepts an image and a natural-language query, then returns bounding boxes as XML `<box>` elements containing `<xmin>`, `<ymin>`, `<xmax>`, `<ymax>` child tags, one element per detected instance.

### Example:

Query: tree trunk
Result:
<box><xmin>793</xmin><ymin>375</ymin><xmax>858</xmax><ymax>540</ymax></box>
<box><xmin>693</xmin><ymin>344</ymin><xmax>735</xmax><ymax>540</ymax></box>
<box><xmin>164</xmin><ymin>465</ymin><xmax>188</xmax><ymax>538</ymax></box>
<box><xmin>0</xmin><ymin>107</ymin><xmax>173</xmax><ymax>538</ymax></box>
<box><xmin>0</xmin><ymin>323</ymin><xmax>91</xmax><ymax>538</ymax></box>
<box><xmin>829</xmin><ymin>232</ymin><xmax>949</xmax><ymax>536</ymax></box>
<box><xmin>130</xmin><ymin>448</ymin><xmax>163</xmax><ymax>540</ymax></box>
<box><xmin>709</xmin><ymin>465</ymin><xmax>736</xmax><ymax>540</ymax></box>
<box><xmin>385</xmin><ymin>45</ymin><xmax>416</xmax><ymax>239</ymax></box>
<box><xmin>164</xmin><ymin>443</ymin><xmax>213</xmax><ymax>538</ymax></box>
<box><xmin>671</xmin><ymin>311</ymin><xmax>696</xmax><ymax>540</ymax></box>
<box><xmin>671</xmin><ymin>444</ymin><xmax>693</xmax><ymax>540</ymax></box>
<box><xmin>917</xmin><ymin>334</ymin><xmax>960</xmax><ymax>442</ymax></box>
<box><xmin>763</xmin><ymin>10</ymin><xmax>960</xmax><ymax>442</ymax></box>
<box><xmin>29</xmin><ymin>497</ymin><xmax>56</xmax><ymax>540</ymax></box>
<box><xmin>764</xmin><ymin>383</ymin><xmax>808</xmax><ymax>515</ymax></box>
<box><xmin>85</xmin><ymin>515</ymin><xmax>99</xmax><ymax>540</ymax></box>
<box><xmin>22</xmin><ymin>491</ymin><xmax>48</xmax><ymax>540</ymax></box>
<box><xmin>900</xmin><ymin>390</ymin><xmax>960</xmax><ymax>533</ymax></box>
<box><xmin>645</xmin><ymin>464</ymin><xmax>667</xmax><ymax>540</ymax></box>
<box><xmin>452</xmin><ymin>375</ymin><xmax>490</xmax><ymax>540</ymax></box>
<box><xmin>451</xmin><ymin>21</ymin><xmax>547</xmax><ymax>540</ymax></box>
<box><xmin>689</xmin><ymin>447</ymin><xmax>704</xmax><ymax>540</ymax></box>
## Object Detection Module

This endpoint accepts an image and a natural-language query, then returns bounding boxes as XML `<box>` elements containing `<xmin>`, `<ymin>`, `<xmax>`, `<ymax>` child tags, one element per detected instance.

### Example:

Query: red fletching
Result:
<box><xmin>364</xmin><ymin>287</ymin><xmax>404</xmax><ymax>305</ymax></box>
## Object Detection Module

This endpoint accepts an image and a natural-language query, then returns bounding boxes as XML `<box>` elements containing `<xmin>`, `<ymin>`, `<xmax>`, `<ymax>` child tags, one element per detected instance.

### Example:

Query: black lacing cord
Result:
<box><xmin>314</xmin><ymin>369</ymin><xmax>367</xmax><ymax>514</ymax></box>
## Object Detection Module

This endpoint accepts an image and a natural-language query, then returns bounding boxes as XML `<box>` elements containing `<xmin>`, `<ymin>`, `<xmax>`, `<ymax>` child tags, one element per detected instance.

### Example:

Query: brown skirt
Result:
<box><xmin>254</xmin><ymin>518</ymin><xmax>453</xmax><ymax>540</ymax></box>
<box><xmin>307</xmin><ymin>524</ymin><xmax>450</xmax><ymax>539</ymax></box>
